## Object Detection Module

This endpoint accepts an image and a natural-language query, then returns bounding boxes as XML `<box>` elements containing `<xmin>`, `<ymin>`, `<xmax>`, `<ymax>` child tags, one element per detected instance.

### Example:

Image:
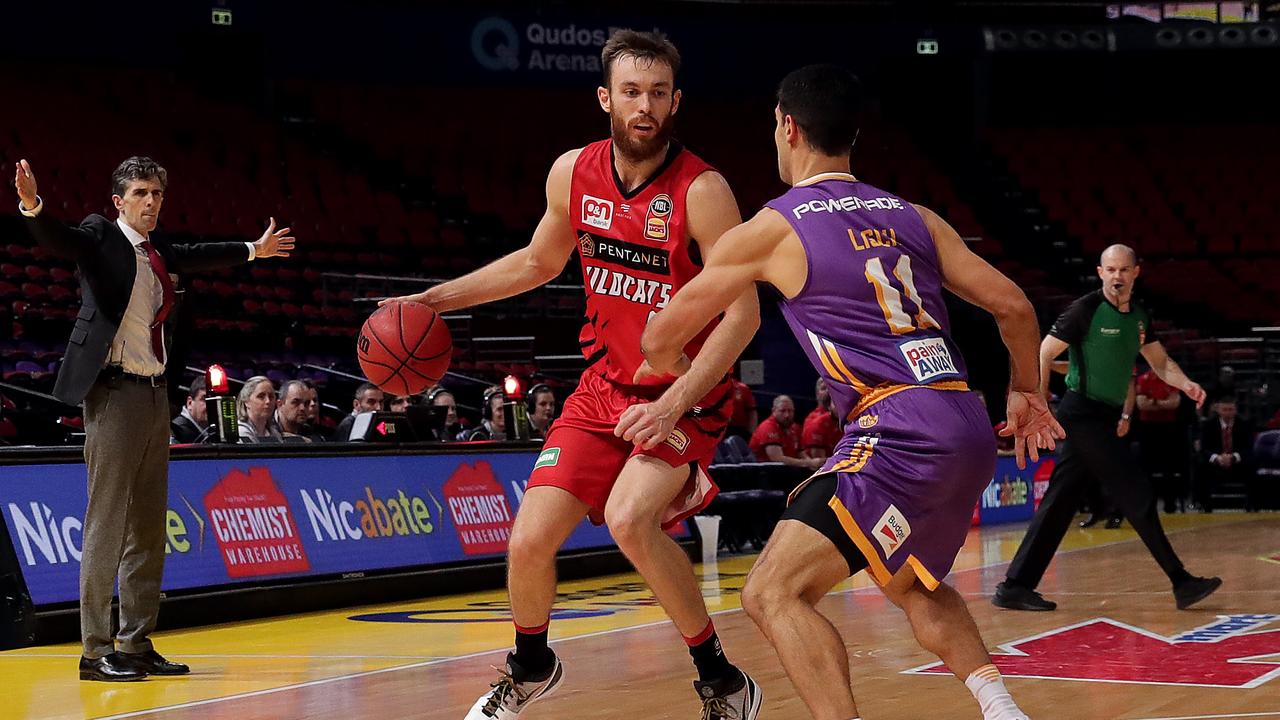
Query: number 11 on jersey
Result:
<box><xmin>865</xmin><ymin>254</ymin><xmax>940</xmax><ymax>335</ymax></box>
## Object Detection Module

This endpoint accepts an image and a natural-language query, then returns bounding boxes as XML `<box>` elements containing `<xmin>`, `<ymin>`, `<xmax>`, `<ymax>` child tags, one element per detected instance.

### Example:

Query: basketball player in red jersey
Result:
<box><xmin>382</xmin><ymin>30</ymin><xmax>762</xmax><ymax>720</ymax></box>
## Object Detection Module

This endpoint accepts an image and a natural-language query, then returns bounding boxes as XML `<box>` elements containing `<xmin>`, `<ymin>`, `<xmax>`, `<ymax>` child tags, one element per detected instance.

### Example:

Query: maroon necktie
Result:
<box><xmin>138</xmin><ymin>241</ymin><xmax>176</xmax><ymax>365</ymax></box>
<box><xmin>1222</xmin><ymin>422</ymin><xmax>1233</xmax><ymax>456</ymax></box>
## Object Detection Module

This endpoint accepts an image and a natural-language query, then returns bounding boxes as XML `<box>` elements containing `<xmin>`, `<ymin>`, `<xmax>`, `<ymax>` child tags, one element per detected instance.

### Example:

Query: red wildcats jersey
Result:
<box><xmin>570</xmin><ymin>139</ymin><xmax>720</xmax><ymax>389</ymax></box>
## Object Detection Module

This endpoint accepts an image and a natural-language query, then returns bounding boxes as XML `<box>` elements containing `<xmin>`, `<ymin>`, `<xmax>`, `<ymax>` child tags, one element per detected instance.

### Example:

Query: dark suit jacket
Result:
<box><xmin>1199</xmin><ymin>417</ymin><xmax>1255</xmax><ymax>467</ymax></box>
<box><xmin>170</xmin><ymin>413</ymin><xmax>204</xmax><ymax>444</ymax></box>
<box><xmin>23</xmin><ymin>212</ymin><xmax>251</xmax><ymax>405</ymax></box>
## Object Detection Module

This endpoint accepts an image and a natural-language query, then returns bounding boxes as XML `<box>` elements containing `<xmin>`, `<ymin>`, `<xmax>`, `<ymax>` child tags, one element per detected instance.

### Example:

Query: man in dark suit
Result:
<box><xmin>332</xmin><ymin>381</ymin><xmax>384</xmax><ymax>441</ymax></box>
<box><xmin>170</xmin><ymin>375</ymin><xmax>208</xmax><ymax>444</ymax></box>
<box><xmin>14</xmin><ymin>156</ymin><xmax>295</xmax><ymax>681</ymax></box>
<box><xmin>1198</xmin><ymin>397</ymin><xmax>1258</xmax><ymax>512</ymax></box>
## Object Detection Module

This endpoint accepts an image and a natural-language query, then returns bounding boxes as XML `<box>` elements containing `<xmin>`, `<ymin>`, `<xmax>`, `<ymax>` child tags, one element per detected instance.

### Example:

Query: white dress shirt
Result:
<box><xmin>18</xmin><ymin>196</ymin><xmax>257</xmax><ymax>376</ymax></box>
<box><xmin>111</xmin><ymin>218</ymin><xmax>167</xmax><ymax>376</ymax></box>
<box><xmin>1209</xmin><ymin>418</ymin><xmax>1243</xmax><ymax>465</ymax></box>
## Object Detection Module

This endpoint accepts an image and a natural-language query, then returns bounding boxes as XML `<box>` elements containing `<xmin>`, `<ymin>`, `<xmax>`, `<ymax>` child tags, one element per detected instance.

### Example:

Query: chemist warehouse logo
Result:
<box><xmin>443</xmin><ymin>461</ymin><xmax>516</xmax><ymax>556</ymax></box>
<box><xmin>204</xmin><ymin>468</ymin><xmax>310</xmax><ymax>578</ymax></box>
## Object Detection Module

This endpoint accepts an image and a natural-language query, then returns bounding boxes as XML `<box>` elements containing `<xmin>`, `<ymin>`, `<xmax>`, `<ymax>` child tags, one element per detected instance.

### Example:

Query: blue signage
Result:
<box><xmin>1</xmin><ymin>451</ymin><xmax>674</xmax><ymax>606</ymax></box>
<box><xmin>977</xmin><ymin>454</ymin><xmax>1054</xmax><ymax>526</ymax></box>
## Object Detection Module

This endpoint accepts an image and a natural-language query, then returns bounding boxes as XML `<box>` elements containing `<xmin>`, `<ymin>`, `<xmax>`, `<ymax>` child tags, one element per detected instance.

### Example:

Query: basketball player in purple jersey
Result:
<box><xmin>621</xmin><ymin>65</ymin><xmax>1063</xmax><ymax>720</ymax></box>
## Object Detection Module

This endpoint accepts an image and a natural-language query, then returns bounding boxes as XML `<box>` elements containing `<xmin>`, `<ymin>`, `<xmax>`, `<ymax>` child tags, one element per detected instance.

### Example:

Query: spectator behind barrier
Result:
<box><xmin>725</xmin><ymin>372</ymin><xmax>758</xmax><ymax>440</ymax></box>
<box><xmin>464</xmin><ymin>386</ymin><xmax>506</xmax><ymax>441</ymax></box>
<box><xmin>801</xmin><ymin>378</ymin><xmax>840</xmax><ymax>461</ymax></box>
<box><xmin>750</xmin><ymin>395</ymin><xmax>820</xmax><ymax>470</ymax></box>
<box><xmin>1137</xmin><ymin>367</ymin><xmax>1192</xmax><ymax>512</ymax></box>
<box><xmin>237</xmin><ymin>375</ymin><xmax>283</xmax><ymax>443</ymax></box>
<box><xmin>276</xmin><ymin>379</ymin><xmax>323</xmax><ymax>443</ymax></box>
<box><xmin>333</xmin><ymin>381</ymin><xmax>384</xmax><ymax>442</ymax></box>
<box><xmin>170</xmin><ymin>375</ymin><xmax>207</xmax><ymax>444</ymax></box>
<box><xmin>1198</xmin><ymin>397</ymin><xmax>1258</xmax><ymax>511</ymax></box>
<box><xmin>427</xmin><ymin>387</ymin><xmax>463</xmax><ymax>441</ymax></box>
<box><xmin>529</xmin><ymin>384</ymin><xmax>556</xmax><ymax>439</ymax></box>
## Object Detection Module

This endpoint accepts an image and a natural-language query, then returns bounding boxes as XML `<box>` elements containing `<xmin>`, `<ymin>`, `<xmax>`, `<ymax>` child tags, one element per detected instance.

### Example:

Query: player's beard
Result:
<box><xmin>611</xmin><ymin>110</ymin><xmax>674</xmax><ymax>163</ymax></box>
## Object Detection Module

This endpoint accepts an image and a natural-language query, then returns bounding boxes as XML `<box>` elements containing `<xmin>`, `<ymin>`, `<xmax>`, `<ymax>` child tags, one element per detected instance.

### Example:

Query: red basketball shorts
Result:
<box><xmin>528</xmin><ymin>370</ymin><xmax>730</xmax><ymax>529</ymax></box>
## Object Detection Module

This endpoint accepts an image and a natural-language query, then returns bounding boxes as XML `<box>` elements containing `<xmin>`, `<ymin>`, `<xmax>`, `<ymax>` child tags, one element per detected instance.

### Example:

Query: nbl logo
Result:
<box><xmin>645</xmin><ymin>194</ymin><xmax>672</xmax><ymax>241</ymax></box>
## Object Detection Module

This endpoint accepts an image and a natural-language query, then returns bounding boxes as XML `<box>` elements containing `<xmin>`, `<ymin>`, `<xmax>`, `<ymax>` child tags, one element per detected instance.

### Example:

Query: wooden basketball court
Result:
<box><xmin>3</xmin><ymin>512</ymin><xmax>1278</xmax><ymax>719</ymax></box>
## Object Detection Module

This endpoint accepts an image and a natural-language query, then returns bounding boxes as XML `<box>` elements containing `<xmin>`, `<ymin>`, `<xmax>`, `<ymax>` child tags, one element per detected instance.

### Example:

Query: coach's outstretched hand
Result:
<box><xmin>252</xmin><ymin>217</ymin><xmax>296</xmax><ymax>258</ymax></box>
<box><xmin>1001</xmin><ymin>390</ymin><xmax>1066</xmax><ymax>470</ymax></box>
<box><xmin>14</xmin><ymin>159</ymin><xmax>39</xmax><ymax>210</ymax></box>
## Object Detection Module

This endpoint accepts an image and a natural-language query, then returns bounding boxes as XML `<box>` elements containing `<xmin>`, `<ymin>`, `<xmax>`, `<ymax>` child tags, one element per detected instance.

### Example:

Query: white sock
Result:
<box><xmin>965</xmin><ymin>665</ymin><xmax>1028</xmax><ymax>720</ymax></box>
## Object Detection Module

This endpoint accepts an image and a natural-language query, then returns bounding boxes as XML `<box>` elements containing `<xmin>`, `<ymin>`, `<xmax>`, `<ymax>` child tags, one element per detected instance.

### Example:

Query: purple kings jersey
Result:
<box><xmin>765</xmin><ymin>173</ymin><xmax>968</xmax><ymax>422</ymax></box>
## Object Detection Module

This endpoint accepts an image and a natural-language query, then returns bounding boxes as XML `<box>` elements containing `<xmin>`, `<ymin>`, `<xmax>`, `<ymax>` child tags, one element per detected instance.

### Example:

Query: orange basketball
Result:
<box><xmin>357</xmin><ymin>302</ymin><xmax>452</xmax><ymax>396</ymax></box>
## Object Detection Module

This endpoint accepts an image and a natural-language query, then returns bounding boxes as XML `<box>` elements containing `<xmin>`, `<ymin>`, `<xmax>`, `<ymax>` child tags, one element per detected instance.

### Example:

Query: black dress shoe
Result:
<box><xmin>1105</xmin><ymin>516</ymin><xmax>1123</xmax><ymax>529</ymax></box>
<box><xmin>1078</xmin><ymin>514</ymin><xmax>1099</xmax><ymax>528</ymax></box>
<box><xmin>80</xmin><ymin>653</ymin><xmax>147</xmax><ymax>682</ymax></box>
<box><xmin>1174</xmin><ymin>576</ymin><xmax>1223</xmax><ymax>610</ymax></box>
<box><xmin>992</xmin><ymin>581</ymin><xmax>1057</xmax><ymax>611</ymax></box>
<box><xmin>121</xmin><ymin>649</ymin><xmax>190</xmax><ymax>675</ymax></box>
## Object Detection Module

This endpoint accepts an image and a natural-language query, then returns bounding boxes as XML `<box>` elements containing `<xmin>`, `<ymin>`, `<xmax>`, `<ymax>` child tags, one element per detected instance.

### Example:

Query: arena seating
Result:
<box><xmin>988</xmin><ymin>124</ymin><xmax>1280</xmax><ymax>327</ymax></box>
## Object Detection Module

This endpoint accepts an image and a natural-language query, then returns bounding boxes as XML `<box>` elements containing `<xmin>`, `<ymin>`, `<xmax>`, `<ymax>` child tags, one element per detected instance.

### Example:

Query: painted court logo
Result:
<box><xmin>907</xmin><ymin>614</ymin><xmax>1280</xmax><ymax>689</ymax></box>
<box><xmin>204</xmin><ymin>468</ymin><xmax>310</xmax><ymax>579</ymax></box>
<box><xmin>872</xmin><ymin>504</ymin><xmax>911</xmax><ymax>558</ymax></box>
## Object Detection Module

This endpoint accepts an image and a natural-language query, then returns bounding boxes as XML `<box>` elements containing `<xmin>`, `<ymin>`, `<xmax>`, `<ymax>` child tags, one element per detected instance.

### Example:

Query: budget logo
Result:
<box><xmin>582</xmin><ymin>195</ymin><xmax>614</xmax><ymax>231</ymax></box>
<box><xmin>872</xmin><ymin>504</ymin><xmax>911</xmax><ymax>559</ymax></box>
<box><xmin>204</xmin><ymin>468</ymin><xmax>309</xmax><ymax>578</ymax></box>
<box><xmin>444</xmin><ymin>461</ymin><xmax>516</xmax><ymax>555</ymax></box>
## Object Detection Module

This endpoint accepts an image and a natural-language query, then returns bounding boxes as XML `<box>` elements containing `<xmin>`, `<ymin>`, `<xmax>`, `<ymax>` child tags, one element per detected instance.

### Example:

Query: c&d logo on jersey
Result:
<box><xmin>582</xmin><ymin>195</ymin><xmax>614</xmax><ymax>230</ymax></box>
<box><xmin>204</xmin><ymin>468</ymin><xmax>310</xmax><ymax>579</ymax></box>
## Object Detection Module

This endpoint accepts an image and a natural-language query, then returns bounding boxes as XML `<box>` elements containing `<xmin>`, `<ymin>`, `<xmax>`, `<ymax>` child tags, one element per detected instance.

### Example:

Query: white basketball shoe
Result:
<box><xmin>463</xmin><ymin>652</ymin><xmax>564</xmax><ymax>720</ymax></box>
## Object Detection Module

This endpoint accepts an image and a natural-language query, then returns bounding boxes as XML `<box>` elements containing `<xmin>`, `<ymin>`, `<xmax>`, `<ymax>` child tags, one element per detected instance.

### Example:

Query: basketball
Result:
<box><xmin>357</xmin><ymin>302</ymin><xmax>452</xmax><ymax>396</ymax></box>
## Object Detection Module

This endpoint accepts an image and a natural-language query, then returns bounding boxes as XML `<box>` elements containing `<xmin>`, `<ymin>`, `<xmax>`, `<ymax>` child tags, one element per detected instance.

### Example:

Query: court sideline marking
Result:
<box><xmin>1136</xmin><ymin>707</ymin><xmax>1280</xmax><ymax>712</ymax></box>
<box><xmin>93</xmin><ymin>517</ymin><xmax>1270</xmax><ymax>720</ymax></box>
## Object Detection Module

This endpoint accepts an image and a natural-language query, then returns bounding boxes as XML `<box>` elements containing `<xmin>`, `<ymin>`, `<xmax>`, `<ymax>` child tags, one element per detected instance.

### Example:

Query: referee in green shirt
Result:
<box><xmin>995</xmin><ymin>245</ymin><xmax>1221</xmax><ymax>611</ymax></box>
